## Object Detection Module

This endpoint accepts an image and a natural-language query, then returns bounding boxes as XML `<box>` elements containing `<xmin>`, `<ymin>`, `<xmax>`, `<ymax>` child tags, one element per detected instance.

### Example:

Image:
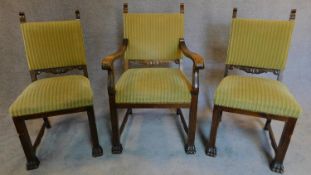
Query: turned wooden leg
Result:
<box><xmin>185</xmin><ymin>94</ymin><xmax>198</xmax><ymax>154</ymax></box>
<box><xmin>206</xmin><ymin>105</ymin><xmax>222</xmax><ymax>157</ymax></box>
<box><xmin>43</xmin><ymin>117</ymin><xmax>51</xmax><ymax>128</ymax></box>
<box><xmin>109</xmin><ymin>96</ymin><xmax>123</xmax><ymax>154</ymax></box>
<box><xmin>13</xmin><ymin>118</ymin><xmax>40</xmax><ymax>170</ymax></box>
<box><xmin>270</xmin><ymin>118</ymin><xmax>297</xmax><ymax>174</ymax></box>
<box><xmin>87</xmin><ymin>107</ymin><xmax>103</xmax><ymax>157</ymax></box>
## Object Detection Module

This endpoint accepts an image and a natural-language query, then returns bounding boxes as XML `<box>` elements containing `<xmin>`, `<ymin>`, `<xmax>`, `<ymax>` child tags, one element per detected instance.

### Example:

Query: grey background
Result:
<box><xmin>1</xmin><ymin>0</ymin><xmax>311</xmax><ymax>175</ymax></box>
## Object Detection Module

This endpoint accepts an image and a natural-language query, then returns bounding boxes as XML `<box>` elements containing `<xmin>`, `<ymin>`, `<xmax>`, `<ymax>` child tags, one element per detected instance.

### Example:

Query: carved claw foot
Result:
<box><xmin>185</xmin><ymin>144</ymin><xmax>196</xmax><ymax>154</ymax></box>
<box><xmin>206</xmin><ymin>146</ymin><xmax>217</xmax><ymax>157</ymax></box>
<box><xmin>112</xmin><ymin>144</ymin><xmax>123</xmax><ymax>154</ymax></box>
<box><xmin>270</xmin><ymin>161</ymin><xmax>284</xmax><ymax>174</ymax></box>
<box><xmin>92</xmin><ymin>145</ymin><xmax>103</xmax><ymax>157</ymax></box>
<box><xmin>26</xmin><ymin>158</ymin><xmax>40</xmax><ymax>170</ymax></box>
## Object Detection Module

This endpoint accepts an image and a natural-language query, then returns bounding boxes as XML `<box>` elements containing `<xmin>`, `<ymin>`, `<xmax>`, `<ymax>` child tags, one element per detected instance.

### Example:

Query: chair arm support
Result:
<box><xmin>179</xmin><ymin>38</ymin><xmax>205</xmax><ymax>70</ymax></box>
<box><xmin>101</xmin><ymin>39</ymin><xmax>128</xmax><ymax>70</ymax></box>
<box><xmin>101</xmin><ymin>39</ymin><xmax>128</xmax><ymax>95</ymax></box>
<box><xmin>179</xmin><ymin>38</ymin><xmax>204</xmax><ymax>93</ymax></box>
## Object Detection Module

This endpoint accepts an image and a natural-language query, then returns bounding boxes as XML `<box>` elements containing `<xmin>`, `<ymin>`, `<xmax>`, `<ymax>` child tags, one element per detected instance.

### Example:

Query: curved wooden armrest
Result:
<box><xmin>101</xmin><ymin>39</ymin><xmax>128</xmax><ymax>70</ymax></box>
<box><xmin>179</xmin><ymin>39</ymin><xmax>204</xmax><ymax>70</ymax></box>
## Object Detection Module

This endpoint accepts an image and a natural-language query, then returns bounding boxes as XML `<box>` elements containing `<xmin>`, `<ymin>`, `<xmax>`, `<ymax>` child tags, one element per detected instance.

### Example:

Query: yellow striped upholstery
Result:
<box><xmin>115</xmin><ymin>68</ymin><xmax>191</xmax><ymax>104</ymax></box>
<box><xmin>123</xmin><ymin>13</ymin><xmax>184</xmax><ymax>60</ymax></box>
<box><xmin>20</xmin><ymin>20</ymin><xmax>86</xmax><ymax>70</ymax></box>
<box><xmin>9</xmin><ymin>75</ymin><xmax>93</xmax><ymax>117</ymax></box>
<box><xmin>214</xmin><ymin>75</ymin><xmax>302</xmax><ymax>118</ymax></box>
<box><xmin>227</xmin><ymin>19</ymin><xmax>295</xmax><ymax>70</ymax></box>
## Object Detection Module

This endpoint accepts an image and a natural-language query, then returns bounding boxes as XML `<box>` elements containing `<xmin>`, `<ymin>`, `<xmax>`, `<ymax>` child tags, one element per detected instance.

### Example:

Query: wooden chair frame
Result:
<box><xmin>14</xmin><ymin>11</ymin><xmax>103</xmax><ymax>170</ymax></box>
<box><xmin>206</xmin><ymin>8</ymin><xmax>298</xmax><ymax>173</ymax></box>
<box><xmin>101</xmin><ymin>3</ymin><xmax>204</xmax><ymax>154</ymax></box>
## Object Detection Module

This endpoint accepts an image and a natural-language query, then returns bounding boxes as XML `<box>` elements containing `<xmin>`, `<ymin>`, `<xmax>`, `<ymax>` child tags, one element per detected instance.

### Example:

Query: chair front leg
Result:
<box><xmin>185</xmin><ymin>94</ymin><xmax>198</xmax><ymax>154</ymax></box>
<box><xmin>109</xmin><ymin>95</ymin><xmax>123</xmax><ymax>154</ymax></box>
<box><xmin>270</xmin><ymin>118</ymin><xmax>297</xmax><ymax>174</ymax></box>
<box><xmin>13</xmin><ymin>118</ymin><xmax>40</xmax><ymax>170</ymax></box>
<box><xmin>206</xmin><ymin>105</ymin><xmax>222</xmax><ymax>157</ymax></box>
<box><xmin>86</xmin><ymin>107</ymin><xmax>103</xmax><ymax>157</ymax></box>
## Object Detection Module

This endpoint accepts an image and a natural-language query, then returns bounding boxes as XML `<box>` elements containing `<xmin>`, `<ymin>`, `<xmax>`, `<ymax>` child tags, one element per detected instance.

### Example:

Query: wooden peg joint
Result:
<box><xmin>19</xmin><ymin>12</ymin><xmax>26</xmax><ymax>23</ymax></box>
<box><xmin>123</xmin><ymin>3</ymin><xmax>128</xmax><ymax>13</ymax></box>
<box><xmin>232</xmin><ymin>8</ymin><xmax>238</xmax><ymax>18</ymax></box>
<box><xmin>75</xmin><ymin>10</ymin><xmax>80</xmax><ymax>19</ymax></box>
<box><xmin>290</xmin><ymin>9</ymin><xmax>296</xmax><ymax>20</ymax></box>
<box><xmin>180</xmin><ymin>3</ymin><xmax>184</xmax><ymax>14</ymax></box>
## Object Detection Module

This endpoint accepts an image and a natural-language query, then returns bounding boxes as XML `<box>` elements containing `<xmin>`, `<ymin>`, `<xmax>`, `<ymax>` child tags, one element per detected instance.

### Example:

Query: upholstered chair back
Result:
<box><xmin>226</xmin><ymin>18</ymin><xmax>295</xmax><ymax>70</ymax></box>
<box><xmin>123</xmin><ymin>13</ymin><xmax>184</xmax><ymax>61</ymax></box>
<box><xmin>20</xmin><ymin>20</ymin><xmax>86</xmax><ymax>70</ymax></box>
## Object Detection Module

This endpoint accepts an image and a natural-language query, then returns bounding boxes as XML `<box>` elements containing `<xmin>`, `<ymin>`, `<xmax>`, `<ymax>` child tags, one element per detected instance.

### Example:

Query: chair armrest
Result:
<box><xmin>101</xmin><ymin>39</ymin><xmax>128</xmax><ymax>70</ymax></box>
<box><xmin>179</xmin><ymin>38</ymin><xmax>204</xmax><ymax>70</ymax></box>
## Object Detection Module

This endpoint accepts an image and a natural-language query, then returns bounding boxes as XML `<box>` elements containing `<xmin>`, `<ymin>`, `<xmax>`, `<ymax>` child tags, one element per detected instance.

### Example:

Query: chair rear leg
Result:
<box><xmin>13</xmin><ymin>118</ymin><xmax>40</xmax><ymax>170</ymax></box>
<box><xmin>109</xmin><ymin>97</ymin><xmax>123</xmax><ymax>154</ymax></box>
<box><xmin>264</xmin><ymin>119</ymin><xmax>272</xmax><ymax>130</ymax></box>
<box><xmin>206</xmin><ymin>106</ymin><xmax>222</xmax><ymax>157</ymax></box>
<box><xmin>87</xmin><ymin>107</ymin><xmax>103</xmax><ymax>157</ymax></box>
<box><xmin>185</xmin><ymin>95</ymin><xmax>198</xmax><ymax>154</ymax></box>
<box><xmin>270</xmin><ymin>118</ymin><xmax>297</xmax><ymax>174</ymax></box>
<box><xmin>43</xmin><ymin>117</ymin><xmax>51</xmax><ymax>128</ymax></box>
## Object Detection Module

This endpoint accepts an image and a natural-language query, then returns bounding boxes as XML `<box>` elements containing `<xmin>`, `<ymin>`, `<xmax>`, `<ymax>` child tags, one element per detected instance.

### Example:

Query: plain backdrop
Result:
<box><xmin>0</xmin><ymin>1</ymin><xmax>311</xmax><ymax>175</ymax></box>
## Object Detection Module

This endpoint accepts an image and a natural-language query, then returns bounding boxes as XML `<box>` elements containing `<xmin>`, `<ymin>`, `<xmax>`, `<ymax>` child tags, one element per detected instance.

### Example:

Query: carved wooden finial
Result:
<box><xmin>123</xmin><ymin>3</ymin><xmax>128</xmax><ymax>13</ymax></box>
<box><xmin>19</xmin><ymin>12</ymin><xmax>26</xmax><ymax>23</ymax></box>
<box><xmin>232</xmin><ymin>8</ymin><xmax>237</xmax><ymax>18</ymax></box>
<box><xmin>75</xmin><ymin>10</ymin><xmax>80</xmax><ymax>19</ymax></box>
<box><xmin>289</xmin><ymin>9</ymin><xmax>296</xmax><ymax>20</ymax></box>
<box><xmin>180</xmin><ymin>3</ymin><xmax>184</xmax><ymax>14</ymax></box>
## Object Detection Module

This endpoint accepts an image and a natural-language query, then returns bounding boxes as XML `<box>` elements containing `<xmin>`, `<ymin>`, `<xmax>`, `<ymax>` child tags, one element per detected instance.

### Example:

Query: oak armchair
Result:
<box><xmin>102</xmin><ymin>3</ymin><xmax>204</xmax><ymax>154</ymax></box>
<box><xmin>206</xmin><ymin>8</ymin><xmax>302</xmax><ymax>173</ymax></box>
<box><xmin>9</xmin><ymin>11</ymin><xmax>103</xmax><ymax>170</ymax></box>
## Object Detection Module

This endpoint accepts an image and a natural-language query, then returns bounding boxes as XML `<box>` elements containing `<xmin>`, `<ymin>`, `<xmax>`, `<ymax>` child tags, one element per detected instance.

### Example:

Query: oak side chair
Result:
<box><xmin>206</xmin><ymin>8</ymin><xmax>302</xmax><ymax>173</ymax></box>
<box><xmin>101</xmin><ymin>3</ymin><xmax>204</xmax><ymax>154</ymax></box>
<box><xmin>9</xmin><ymin>11</ymin><xmax>103</xmax><ymax>170</ymax></box>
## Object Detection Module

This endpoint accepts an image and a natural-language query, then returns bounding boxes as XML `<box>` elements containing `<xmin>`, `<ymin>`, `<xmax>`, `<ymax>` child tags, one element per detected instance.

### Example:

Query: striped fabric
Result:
<box><xmin>226</xmin><ymin>19</ymin><xmax>295</xmax><ymax>70</ymax></box>
<box><xmin>115</xmin><ymin>68</ymin><xmax>191</xmax><ymax>104</ymax></box>
<box><xmin>20</xmin><ymin>20</ymin><xmax>86</xmax><ymax>70</ymax></box>
<box><xmin>9</xmin><ymin>75</ymin><xmax>93</xmax><ymax>117</ymax></box>
<box><xmin>123</xmin><ymin>13</ymin><xmax>184</xmax><ymax>60</ymax></box>
<box><xmin>214</xmin><ymin>75</ymin><xmax>302</xmax><ymax>118</ymax></box>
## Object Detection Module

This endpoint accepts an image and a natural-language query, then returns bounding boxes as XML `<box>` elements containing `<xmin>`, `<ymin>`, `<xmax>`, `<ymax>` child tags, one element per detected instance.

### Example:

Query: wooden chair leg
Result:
<box><xmin>270</xmin><ymin>118</ymin><xmax>297</xmax><ymax>173</ymax></box>
<box><xmin>13</xmin><ymin>118</ymin><xmax>40</xmax><ymax>170</ymax></box>
<box><xmin>264</xmin><ymin>119</ymin><xmax>272</xmax><ymax>130</ymax></box>
<box><xmin>43</xmin><ymin>117</ymin><xmax>51</xmax><ymax>128</ymax></box>
<box><xmin>219</xmin><ymin>111</ymin><xmax>223</xmax><ymax>122</ymax></box>
<box><xmin>109</xmin><ymin>96</ymin><xmax>123</xmax><ymax>154</ymax></box>
<box><xmin>185</xmin><ymin>95</ymin><xmax>198</xmax><ymax>154</ymax></box>
<box><xmin>86</xmin><ymin>107</ymin><xmax>103</xmax><ymax>157</ymax></box>
<box><xmin>206</xmin><ymin>105</ymin><xmax>222</xmax><ymax>157</ymax></box>
<box><xmin>128</xmin><ymin>108</ymin><xmax>133</xmax><ymax>115</ymax></box>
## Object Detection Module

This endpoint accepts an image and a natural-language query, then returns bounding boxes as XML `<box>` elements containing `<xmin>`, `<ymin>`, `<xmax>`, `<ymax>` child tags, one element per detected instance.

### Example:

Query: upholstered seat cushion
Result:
<box><xmin>214</xmin><ymin>75</ymin><xmax>302</xmax><ymax>118</ymax></box>
<box><xmin>115</xmin><ymin>68</ymin><xmax>191</xmax><ymax>104</ymax></box>
<box><xmin>9</xmin><ymin>75</ymin><xmax>93</xmax><ymax>117</ymax></box>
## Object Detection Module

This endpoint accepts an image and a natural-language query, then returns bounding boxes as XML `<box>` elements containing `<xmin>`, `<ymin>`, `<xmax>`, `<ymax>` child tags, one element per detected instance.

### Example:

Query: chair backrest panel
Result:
<box><xmin>226</xmin><ymin>18</ymin><xmax>295</xmax><ymax>70</ymax></box>
<box><xmin>123</xmin><ymin>13</ymin><xmax>184</xmax><ymax>61</ymax></box>
<box><xmin>21</xmin><ymin>20</ymin><xmax>86</xmax><ymax>70</ymax></box>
